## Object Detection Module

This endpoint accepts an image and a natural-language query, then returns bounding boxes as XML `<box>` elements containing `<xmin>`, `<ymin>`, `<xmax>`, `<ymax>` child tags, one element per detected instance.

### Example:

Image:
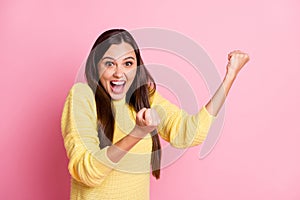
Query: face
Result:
<box><xmin>98</xmin><ymin>42</ymin><xmax>137</xmax><ymax>100</ymax></box>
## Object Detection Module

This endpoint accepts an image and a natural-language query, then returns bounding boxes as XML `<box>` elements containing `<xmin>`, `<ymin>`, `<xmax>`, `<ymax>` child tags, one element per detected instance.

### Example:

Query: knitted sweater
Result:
<box><xmin>61</xmin><ymin>83</ymin><xmax>215</xmax><ymax>200</ymax></box>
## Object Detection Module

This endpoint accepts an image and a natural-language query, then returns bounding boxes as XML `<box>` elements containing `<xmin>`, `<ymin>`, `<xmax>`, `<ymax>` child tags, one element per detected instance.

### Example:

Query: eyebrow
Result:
<box><xmin>101</xmin><ymin>56</ymin><xmax>136</xmax><ymax>61</ymax></box>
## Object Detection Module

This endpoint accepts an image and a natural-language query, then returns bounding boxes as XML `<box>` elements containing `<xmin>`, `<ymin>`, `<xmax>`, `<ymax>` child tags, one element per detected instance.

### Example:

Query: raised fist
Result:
<box><xmin>226</xmin><ymin>50</ymin><xmax>250</xmax><ymax>77</ymax></box>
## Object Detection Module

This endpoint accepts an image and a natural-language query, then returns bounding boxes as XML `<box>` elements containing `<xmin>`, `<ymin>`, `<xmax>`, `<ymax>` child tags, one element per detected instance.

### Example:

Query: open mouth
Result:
<box><xmin>110</xmin><ymin>80</ymin><xmax>126</xmax><ymax>94</ymax></box>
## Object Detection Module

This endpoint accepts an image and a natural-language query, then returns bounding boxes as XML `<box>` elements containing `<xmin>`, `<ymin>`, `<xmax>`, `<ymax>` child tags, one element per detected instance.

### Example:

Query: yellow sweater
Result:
<box><xmin>61</xmin><ymin>83</ymin><xmax>215</xmax><ymax>200</ymax></box>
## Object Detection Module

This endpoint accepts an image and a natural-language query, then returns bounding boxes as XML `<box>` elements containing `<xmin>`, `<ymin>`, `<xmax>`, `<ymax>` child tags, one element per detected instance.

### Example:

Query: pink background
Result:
<box><xmin>1</xmin><ymin>0</ymin><xmax>300</xmax><ymax>199</ymax></box>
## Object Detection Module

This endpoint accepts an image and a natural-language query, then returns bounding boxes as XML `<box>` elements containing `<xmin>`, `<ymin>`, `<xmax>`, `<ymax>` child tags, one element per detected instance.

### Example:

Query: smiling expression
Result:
<box><xmin>98</xmin><ymin>42</ymin><xmax>137</xmax><ymax>100</ymax></box>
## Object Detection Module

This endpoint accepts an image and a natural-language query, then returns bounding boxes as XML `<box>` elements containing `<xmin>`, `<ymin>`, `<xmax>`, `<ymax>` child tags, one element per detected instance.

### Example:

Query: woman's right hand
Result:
<box><xmin>107</xmin><ymin>108</ymin><xmax>161</xmax><ymax>163</ymax></box>
<box><xmin>131</xmin><ymin>108</ymin><xmax>160</xmax><ymax>138</ymax></box>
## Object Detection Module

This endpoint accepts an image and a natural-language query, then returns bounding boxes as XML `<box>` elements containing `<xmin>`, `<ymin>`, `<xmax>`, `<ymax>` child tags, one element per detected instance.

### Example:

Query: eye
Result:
<box><xmin>124</xmin><ymin>61</ymin><xmax>133</xmax><ymax>67</ymax></box>
<box><xmin>104</xmin><ymin>61</ymin><xmax>114</xmax><ymax>67</ymax></box>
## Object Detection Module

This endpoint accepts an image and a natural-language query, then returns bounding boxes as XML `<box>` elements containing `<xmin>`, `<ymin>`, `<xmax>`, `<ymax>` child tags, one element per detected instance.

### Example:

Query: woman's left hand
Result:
<box><xmin>226</xmin><ymin>50</ymin><xmax>250</xmax><ymax>78</ymax></box>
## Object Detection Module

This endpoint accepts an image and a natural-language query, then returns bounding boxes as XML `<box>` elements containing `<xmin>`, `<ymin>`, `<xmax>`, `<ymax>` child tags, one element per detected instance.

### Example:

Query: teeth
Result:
<box><xmin>111</xmin><ymin>81</ymin><xmax>125</xmax><ymax>85</ymax></box>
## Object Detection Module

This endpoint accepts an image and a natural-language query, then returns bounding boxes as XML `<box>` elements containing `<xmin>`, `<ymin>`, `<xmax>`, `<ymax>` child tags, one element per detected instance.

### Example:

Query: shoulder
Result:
<box><xmin>64</xmin><ymin>82</ymin><xmax>96</xmax><ymax>108</ymax></box>
<box><xmin>68</xmin><ymin>82</ymin><xmax>94</xmax><ymax>98</ymax></box>
<box><xmin>70</xmin><ymin>82</ymin><xmax>93</xmax><ymax>93</ymax></box>
<box><xmin>150</xmin><ymin>90</ymin><xmax>168</xmax><ymax>106</ymax></box>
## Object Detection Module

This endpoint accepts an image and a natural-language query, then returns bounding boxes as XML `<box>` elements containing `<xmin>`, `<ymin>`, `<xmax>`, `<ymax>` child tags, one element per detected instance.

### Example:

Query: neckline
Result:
<box><xmin>112</xmin><ymin>96</ymin><xmax>126</xmax><ymax>106</ymax></box>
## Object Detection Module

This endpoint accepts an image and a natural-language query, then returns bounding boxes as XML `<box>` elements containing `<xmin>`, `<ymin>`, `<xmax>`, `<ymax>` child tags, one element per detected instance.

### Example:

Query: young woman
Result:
<box><xmin>61</xmin><ymin>29</ymin><xmax>249</xmax><ymax>199</ymax></box>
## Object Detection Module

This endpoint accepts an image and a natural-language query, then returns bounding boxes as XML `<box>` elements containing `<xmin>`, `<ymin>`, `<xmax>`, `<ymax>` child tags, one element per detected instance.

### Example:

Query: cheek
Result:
<box><xmin>99</xmin><ymin>67</ymin><xmax>111</xmax><ymax>86</ymax></box>
<box><xmin>126</xmin><ymin>68</ymin><xmax>137</xmax><ymax>81</ymax></box>
<box><xmin>98</xmin><ymin>65</ymin><xmax>105</xmax><ymax>79</ymax></box>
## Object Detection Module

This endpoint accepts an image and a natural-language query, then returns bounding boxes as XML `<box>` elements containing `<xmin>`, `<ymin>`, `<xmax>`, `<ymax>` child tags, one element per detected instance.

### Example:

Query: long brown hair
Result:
<box><xmin>85</xmin><ymin>29</ymin><xmax>161</xmax><ymax>179</ymax></box>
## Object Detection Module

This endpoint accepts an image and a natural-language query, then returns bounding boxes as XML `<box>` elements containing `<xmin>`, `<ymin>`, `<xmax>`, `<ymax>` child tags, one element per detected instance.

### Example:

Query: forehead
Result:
<box><xmin>103</xmin><ymin>42</ymin><xmax>136</xmax><ymax>60</ymax></box>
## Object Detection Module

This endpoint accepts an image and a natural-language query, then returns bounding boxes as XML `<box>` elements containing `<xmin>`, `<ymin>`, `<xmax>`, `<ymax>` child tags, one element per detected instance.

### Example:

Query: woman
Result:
<box><xmin>61</xmin><ymin>29</ymin><xmax>249</xmax><ymax>199</ymax></box>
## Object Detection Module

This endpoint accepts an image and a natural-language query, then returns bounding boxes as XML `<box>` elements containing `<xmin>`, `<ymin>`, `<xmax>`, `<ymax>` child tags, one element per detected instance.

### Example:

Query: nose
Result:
<box><xmin>113</xmin><ymin>65</ymin><xmax>123</xmax><ymax>78</ymax></box>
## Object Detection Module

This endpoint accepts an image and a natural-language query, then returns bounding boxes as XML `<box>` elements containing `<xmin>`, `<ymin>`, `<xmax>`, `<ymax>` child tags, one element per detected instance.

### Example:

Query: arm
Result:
<box><xmin>152</xmin><ymin>51</ymin><xmax>249</xmax><ymax>148</ymax></box>
<box><xmin>106</xmin><ymin>108</ymin><xmax>159</xmax><ymax>163</ymax></box>
<box><xmin>61</xmin><ymin>83</ymin><xmax>117</xmax><ymax>187</ymax></box>
<box><xmin>61</xmin><ymin>83</ymin><xmax>157</xmax><ymax>187</ymax></box>
<box><xmin>151</xmin><ymin>91</ymin><xmax>215</xmax><ymax>148</ymax></box>
<box><xmin>205</xmin><ymin>50</ymin><xmax>250</xmax><ymax>116</ymax></box>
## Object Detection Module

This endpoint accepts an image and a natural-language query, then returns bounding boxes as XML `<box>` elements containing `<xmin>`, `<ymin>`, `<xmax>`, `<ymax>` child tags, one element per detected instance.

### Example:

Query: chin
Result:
<box><xmin>109</xmin><ymin>92</ymin><xmax>126</xmax><ymax>100</ymax></box>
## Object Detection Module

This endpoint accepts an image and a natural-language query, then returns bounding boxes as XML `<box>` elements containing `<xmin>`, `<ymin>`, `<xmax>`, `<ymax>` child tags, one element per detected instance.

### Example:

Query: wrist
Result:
<box><xmin>225</xmin><ymin>69</ymin><xmax>238</xmax><ymax>81</ymax></box>
<box><xmin>130</xmin><ymin>126</ymin><xmax>147</xmax><ymax>140</ymax></box>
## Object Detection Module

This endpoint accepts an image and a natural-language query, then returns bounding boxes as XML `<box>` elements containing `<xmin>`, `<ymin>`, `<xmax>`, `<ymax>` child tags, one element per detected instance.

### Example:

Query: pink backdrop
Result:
<box><xmin>1</xmin><ymin>0</ymin><xmax>300</xmax><ymax>199</ymax></box>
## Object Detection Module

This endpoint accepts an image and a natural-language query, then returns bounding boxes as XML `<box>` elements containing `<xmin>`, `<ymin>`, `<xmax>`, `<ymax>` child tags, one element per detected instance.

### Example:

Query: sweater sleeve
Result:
<box><xmin>61</xmin><ymin>83</ymin><xmax>117</xmax><ymax>187</ymax></box>
<box><xmin>151</xmin><ymin>91</ymin><xmax>216</xmax><ymax>148</ymax></box>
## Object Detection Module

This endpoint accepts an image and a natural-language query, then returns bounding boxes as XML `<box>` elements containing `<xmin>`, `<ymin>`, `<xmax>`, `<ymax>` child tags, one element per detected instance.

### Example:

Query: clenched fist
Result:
<box><xmin>226</xmin><ymin>50</ymin><xmax>250</xmax><ymax>78</ymax></box>
<box><xmin>131</xmin><ymin>108</ymin><xmax>160</xmax><ymax>138</ymax></box>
